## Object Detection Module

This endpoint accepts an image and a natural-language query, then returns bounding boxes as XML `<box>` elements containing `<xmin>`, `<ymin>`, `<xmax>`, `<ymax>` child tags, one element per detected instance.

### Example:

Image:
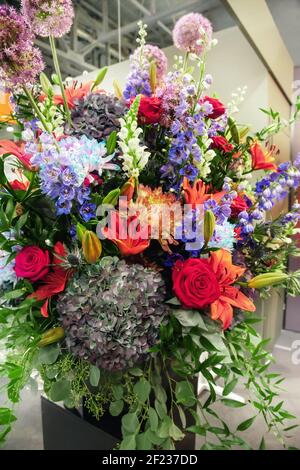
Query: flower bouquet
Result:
<box><xmin>1</xmin><ymin>2</ymin><xmax>300</xmax><ymax>450</ymax></box>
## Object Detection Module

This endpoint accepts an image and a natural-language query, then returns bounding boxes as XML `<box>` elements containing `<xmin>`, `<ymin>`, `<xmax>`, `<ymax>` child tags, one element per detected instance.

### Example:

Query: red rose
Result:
<box><xmin>15</xmin><ymin>246</ymin><xmax>50</xmax><ymax>282</ymax></box>
<box><xmin>230</xmin><ymin>195</ymin><xmax>248</xmax><ymax>217</ymax></box>
<box><xmin>211</xmin><ymin>135</ymin><xmax>233</xmax><ymax>153</ymax></box>
<box><xmin>137</xmin><ymin>95</ymin><xmax>162</xmax><ymax>124</ymax></box>
<box><xmin>203</xmin><ymin>96</ymin><xmax>225</xmax><ymax>119</ymax></box>
<box><xmin>172</xmin><ymin>258</ymin><xmax>221</xmax><ymax>309</ymax></box>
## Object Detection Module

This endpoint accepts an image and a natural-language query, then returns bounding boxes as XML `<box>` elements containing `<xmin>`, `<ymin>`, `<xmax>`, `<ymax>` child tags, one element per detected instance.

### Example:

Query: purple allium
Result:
<box><xmin>133</xmin><ymin>44</ymin><xmax>168</xmax><ymax>82</ymax></box>
<box><xmin>172</xmin><ymin>13</ymin><xmax>213</xmax><ymax>56</ymax></box>
<box><xmin>21</xmin><ymin>0</ymin><xmax>74</xmax><ymax>38</ymax></box>
<box><xmin>0</xmin><ymin>5</ymin><xmax>43</xmax><ymax>91</ymax></box>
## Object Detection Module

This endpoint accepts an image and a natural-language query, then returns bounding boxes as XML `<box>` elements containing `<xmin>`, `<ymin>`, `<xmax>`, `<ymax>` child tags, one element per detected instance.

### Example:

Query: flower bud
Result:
<box><xmin>113</xmin><ymin>80</ymin><xmax>123</xmax><ymax>99</ymax></box>
<box><xmin>102</xmin><ymin>188</ymin><xmax>120</xmax><ymax>206</ymax></box>
<box><xmin>82</xmin><ymin>230</ymin><xmax>102</xmax><ymax>264</ymax></box>
<box><xmin>120</xmin><ymin>177</ymin><xmax>135</xmax><ymax>202</ymax></box>
<box><xmin>38</xmin><ymin>327</ymin><xmax>65</xmax><ymax>348</ymax></box>
<box><xmin>76</xmin><ymin>223</ymin><xmax>87</xmax><ymax>242</ymax></box>
<box><xmin>149</xmin><ymin>61</ymin><xmax>157</xmax><ymax>93</ymax></box>
<box><xmin>204</xmin><ymin>210</ymin><xmax>215</xmax><ymax>244</ymax></box>
<box><xmin>248</xmin><ymin>272</ymin><xmax>288</xmax><ymax>289</ymax></box>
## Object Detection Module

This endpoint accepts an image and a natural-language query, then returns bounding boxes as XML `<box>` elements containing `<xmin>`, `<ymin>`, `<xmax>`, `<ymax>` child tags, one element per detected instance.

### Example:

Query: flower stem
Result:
<box><xmin>23</xmin><ymin>86</ymin><xmax>60</xmax><ymax>151</ymax></box>
<box><xmin>23</xmin><ymin>86</ymin><xmax>51</xmax><ymax>134</ymax></box>
<box><xmin>49</xmin><ymin>35</ymin><xmax>72</xmax><ymax>126</ymax></box>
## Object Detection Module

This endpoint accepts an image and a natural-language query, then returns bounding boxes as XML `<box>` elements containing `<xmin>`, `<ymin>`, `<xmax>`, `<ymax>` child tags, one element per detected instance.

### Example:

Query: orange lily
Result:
<box><xmin>0</xmin><ymin>140</ymin><xmax>32</xmax><ymax>169</ymax></box>
<box><xmin>207</xmin><ymin>249</ymin><xmax>256</xmax><ymax>329</ymax></box>
<box><xmin>103</xmin><ymin>211</ymin><xmax>150</xmax><ymax>256</ymax></box>
<box><xmin>250</xmin><ymin>142</ymin><xmax>277</xmax><ymax>171</ymax></box>
<box><xmin>182</xmin><ymin>177</ymin><xmax>225</xmax><ymax>207</ymax></box>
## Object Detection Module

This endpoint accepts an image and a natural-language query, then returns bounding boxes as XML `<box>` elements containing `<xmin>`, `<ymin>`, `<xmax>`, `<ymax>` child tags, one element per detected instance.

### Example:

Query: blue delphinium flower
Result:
<box><xmin>27</xmin><ymin>133</ymin><xmax>119</xmax><ymax>220</ymax></box>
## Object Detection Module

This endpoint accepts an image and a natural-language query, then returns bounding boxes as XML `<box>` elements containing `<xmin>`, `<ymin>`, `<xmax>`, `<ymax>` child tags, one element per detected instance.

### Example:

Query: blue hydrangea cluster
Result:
<box><xmin>27</xmin><ymin>133</ymin><xmax>118</xmax><ymax>221</ymax></box>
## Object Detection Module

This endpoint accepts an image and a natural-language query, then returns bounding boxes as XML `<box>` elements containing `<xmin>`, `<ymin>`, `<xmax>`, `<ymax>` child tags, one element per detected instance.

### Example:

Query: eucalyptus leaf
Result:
<box><xmin>173</xmin><ymin>309</ymin><xmax>208</xmax><ymax>329</ymax></box>
<box><xmin>119</xmin><ymin>434</ymin><xmax>136</xmax><ymax>450</ymax></box>
<box><xmin>133</xmin><ymin>379</ymin><xmax>151</xmax><ymax>403</ymax></box>
<box><xmin>109</xmin><ymin>400</ymin><xmax>124</xmax><ymax>416</ymax></box>
<box><xmin>49</xmin><ymin>379</ymin><xmax>71</xmax><ymax>402</ymax></box>
<box><xmin>89</xmin><ymin>365</ymin><xmax>100</xmax><ymax>387</ymax></box>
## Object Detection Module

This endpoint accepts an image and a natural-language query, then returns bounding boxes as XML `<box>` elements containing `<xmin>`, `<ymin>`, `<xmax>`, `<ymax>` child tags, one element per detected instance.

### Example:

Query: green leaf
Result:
<box><xmin>157</xmin><ymin>416</ymin><xmax>172</xmax><ymax>439</ymax></box>
<box><xmin>166</xmin><ymin>297</ymin><xmax>181</xmax><ymax>306</ymax></box>
<box><xmin>122</xmin><ymin>412</ymin><xmax>139</xmax><ymax>434</ymax></box>
<box><xmin>89</xmin><ymin>365</ymin><xmax>100</xmax><ymax>387</ymax></box>
<box><xmin>112</xmin><ymin>384</ymin><xmax>123</xmax><ymax>401</ymax></box>
<box><xmin>173</xmin><ymin>309</ymin><xmax>208</xmax><ymax>329</ymax></box>
<box><xmin>128</xmin><ymin>367</ymin><xmax>143</xmax><ymax>377</ymax></box>
<box><xmin>155</xmin><ymin>399</ymin><xmax>167</xmax><ymax>419</ymax></box>
<box><xmin>136</xmin><ymin>432</ymin><xmax>152</xmax><ymax>450</ymax></box>
<box><xmin>221</xmin><ymin>398</ymin><xmax>246</xmax><ymax>408</ymax></box>
<box><xmin>3</xmin><ymin>288</ymin><xmax>26</xmax><ymax>300</ymax></box>
<box><xmin>223</xmin><ymin>377</ymin><xmax>238</xmax><ymax>396</ymax></box>
<box><xmin>154</xmin><ymin>384</ymin><xmax>167</xmax><ymax>403</ymax></box>
<box><xmin>109</xmin><ymin>400</ymin><xmax>124</xmax><ymax>416</ymax></box>
<box><xmin>175</xmin><ymin>381</ymin><xmax>196</xmax><ymax>407</ymax></box>
<box><xmin>37</xmin><ymin>344</ymin><xmax>60</xmax><ymax>365</ymax></box>
<box><xmin>106</xmin><ymin>130</ymin><xmax>117</xmax><ymax>155</ymax></box>
<box><xmin>169</xmin><ymin>421</ymin><xmax>185</xmax><ymax>441</ymax></box>
<box><xmin>146</xmin><ymin>429</ymin><xmax>165</xmax><ymax>445</ymax></box>
<box><xmin>148</xmin><ymin>407</ymin><xmax>158</xmax><ymax>432</ymax></box>
<box><xmin>119</xmin><ymin>434</ymin><xmax>136</xmax><ymax>450</ymax></box>
<box><xmin>91</xmin><ymin>66</ymin><xmax>108</xmax><ymax>91</ymax></box>
<box><xmin>0</xmin><ymin>426</ymin><xmax>11</xmax><ymax>444</ymax></box>
<box><xmin>187</xmin><ymin>425</ymin><xmax>206</xmax><ymax>436</ymax></box>
<box><xmin>0</xmin><ymin>408</ymin><xmax>16</xmax><ymax>425</ymax></box>
<box><xmin>237</xmin><ymin>416</ymin><xmax>256</xmax><ymax>431</ymax></box>
<box><xmin>177</xmin><ymin>405</ymin><xmax>186</xmax><ymax>429</ymax></box>
<box><xmin>259</xmin><ymin>436</ymin><xmax>266</xmax><ymax>450</ymax></box>
<box><xmin>49</xmin><ymin>379</ymin><xmax>71</xmax><ymax>402</ymax></box>
<box><xmin>134</xmin><ymin>379</ymin><xmax>151</xmax><ymax>403</ymax></box>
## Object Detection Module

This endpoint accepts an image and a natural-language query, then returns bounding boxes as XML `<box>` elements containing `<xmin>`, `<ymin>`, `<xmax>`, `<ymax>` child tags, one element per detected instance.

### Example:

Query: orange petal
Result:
<box><xmin>211</xmin><ymin>298</ymin><xmax>233</xmax><ymax>330</ymax></box>
<box><xmin>221</xmin><ymin>286</ymin><xmax>256</xmax><ymax>312</ymax></box>
<box><xmin>209</xmin><ymin>249</ymin><xmax>245</xmax><ymax>284</ymax></box>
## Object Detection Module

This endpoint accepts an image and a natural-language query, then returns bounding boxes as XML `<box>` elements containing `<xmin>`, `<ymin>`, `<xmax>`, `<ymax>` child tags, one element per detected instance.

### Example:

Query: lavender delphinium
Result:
<box><xmin>123</xmin><ymin>21</ymin><xmax>152</xmax><ymax>100</ymax></box>
<box><xmin>133</xmin><ymin>44</ymin><xmax>168</xmax><ymax>83</ymax></box>
<box><xmin>27</xmin><ymin>133</ymin><xmax>119</xmax><ymax>219</ymax></box>
<box><xmin>21</xmin><ymin>0</ymin><xmax>74</xmax><ymax>38</ymax></box>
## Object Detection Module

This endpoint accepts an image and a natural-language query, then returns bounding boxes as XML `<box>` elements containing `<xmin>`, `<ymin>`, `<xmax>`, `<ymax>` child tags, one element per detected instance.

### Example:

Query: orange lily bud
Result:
<box><xmin>82</xmin><ymin>230</ymin><xmax>102</xmax><ymax>264</ymax></box>
<box><xmin>248</xmin><ymin>272</ymin><xmax>288</xmax><ymax>289</ymax></box>
<box><xmin>120</xmin><ymin>177</ymin><xmax>135</xmax><ymax>202</ymax></box>
<box><xmin>38</xmin><ymin>327</ymin><xmax>65</xmax><ymax>347</ymax></box>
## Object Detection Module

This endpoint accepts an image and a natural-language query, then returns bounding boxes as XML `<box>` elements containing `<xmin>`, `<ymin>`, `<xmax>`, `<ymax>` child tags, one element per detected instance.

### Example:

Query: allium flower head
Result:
<box><xmin>0</xmin><ymin>5</ymin><xmax>43</xmax><ymax>91</ymax></box>
<box><xmin>172</xmin><ymin>13</ymin><xmax>213</xmax><ymax>56</ymax></box>
<box><xmin>22</xmin><ymin>0</ymin><xmax>74</xmax><ymax>38</ymax></box>
<box><xmin>133</xmin><ymin>44</ymin><xmax>168</xmax><ymax>82</ymax></box>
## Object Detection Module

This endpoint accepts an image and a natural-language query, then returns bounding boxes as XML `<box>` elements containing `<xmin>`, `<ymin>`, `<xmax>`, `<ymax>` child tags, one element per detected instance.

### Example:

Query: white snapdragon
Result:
<box><xmin>117</xmin><ymin>95</ymin><xmax>150</xmax><ymax>177</ymax></box>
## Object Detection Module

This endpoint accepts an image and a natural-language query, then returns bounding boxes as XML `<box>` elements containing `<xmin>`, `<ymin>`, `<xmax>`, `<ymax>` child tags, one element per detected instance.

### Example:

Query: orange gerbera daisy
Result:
<box><xmin>207</xmin><ymin>249</ymin><xmax>256</xmax><ymax>329</ymax></box>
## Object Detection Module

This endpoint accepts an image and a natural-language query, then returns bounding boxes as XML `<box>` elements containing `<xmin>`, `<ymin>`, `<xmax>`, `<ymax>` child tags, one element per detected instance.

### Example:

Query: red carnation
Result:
<box><xmin>203</xmin><ymin>96</ymin><xmax>225</xmax><ymax>119</ymax></box>
<box><xmin>211</xmin><ymin>135</ymin><xmax>233</xmax><ymax>153</ymax></box>
<box><xmin>15</xmin><ymin>245</ymin><xmax>50</xmax><ymax>282</ymax></box>
<box><xmin>172</xmin><ymin>258</ymin><xmax>221</xmax><ymax>309</ymax></box>
<box><xmin>136</xmin><ymin>95</ymin><xmax>162</xmax><ymax>124</ymax></box>
<box><xmin>231</xmin><ymin>195</ymin><xmax>248</xmax><ymax>217</ymax></box>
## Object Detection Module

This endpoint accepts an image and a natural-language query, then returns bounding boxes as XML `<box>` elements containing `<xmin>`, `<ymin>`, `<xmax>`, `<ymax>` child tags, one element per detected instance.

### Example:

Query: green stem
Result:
<box><xmin>49</xmin><ymin>35</ymin><xmax>72</xmax><ymax>126</ymax></box>
<box><xmin>182</xmin><ymin>52</ymin><xmax>189</xmax><ymax>73</ymax></box>
<box><xmin>23</xmin><ymin>86</ymin><xmax>52</xmax><ymax>134</ymax></box>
